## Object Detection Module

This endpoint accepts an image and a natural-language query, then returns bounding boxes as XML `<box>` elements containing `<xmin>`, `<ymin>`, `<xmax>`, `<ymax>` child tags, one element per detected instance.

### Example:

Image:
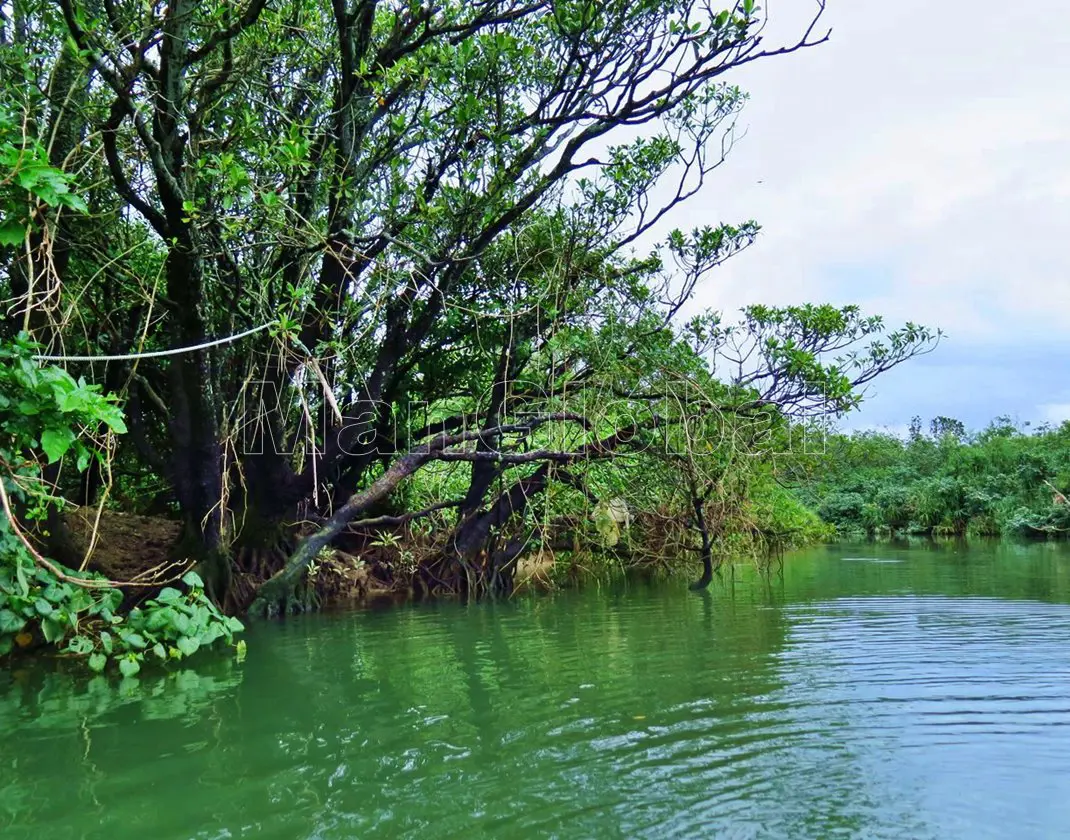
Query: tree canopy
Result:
<box><xmin>1</xmin><ymin>0</ymin><xmax>937</xmax><ymax>614</ymax></box>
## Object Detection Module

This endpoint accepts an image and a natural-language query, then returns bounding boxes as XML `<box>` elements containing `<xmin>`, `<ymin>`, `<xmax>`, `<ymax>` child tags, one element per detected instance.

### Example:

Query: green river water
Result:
<box><xmin>3</xmin><ymin>541</ymin><xmax>1070</xmax><ymax>839</ymax></box>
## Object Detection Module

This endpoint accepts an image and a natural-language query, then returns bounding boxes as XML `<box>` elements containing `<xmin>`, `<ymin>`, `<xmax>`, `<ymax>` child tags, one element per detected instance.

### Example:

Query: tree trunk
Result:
<box><xmin>449</xmin><ymin>464</ymin><xmax>552</xmax><ymax>595</ymax></box>
<box><xmin>689</xmin><ymin>483</ymin><xmax>716</xmax><ymax>591</ymax></box>
<box><xmin>249</xmin><ymin>445</ymin><xmax>437</xmax><ymax>616</ymax></box>
<box><xmin>164</xmin><ymin>247</ymin><xmax>228</xmax><ymax>597</ymax></box>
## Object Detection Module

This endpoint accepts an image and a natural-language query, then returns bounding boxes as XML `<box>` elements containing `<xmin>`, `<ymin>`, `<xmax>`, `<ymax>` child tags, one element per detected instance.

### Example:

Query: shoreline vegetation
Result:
<box><xmin>797</xmin><ymin>417</ymin><xmax>1070</xmax><ymax>541</ymax></box>
<box><xmin>4</xmin><ymin>354</ymin><xmax>1066</xmax><ymax>673</ymax></box>
<box><xmin>1</xmin><ymin>1</ymin><xmax>1061</xmax><ymax>674</ymax></box>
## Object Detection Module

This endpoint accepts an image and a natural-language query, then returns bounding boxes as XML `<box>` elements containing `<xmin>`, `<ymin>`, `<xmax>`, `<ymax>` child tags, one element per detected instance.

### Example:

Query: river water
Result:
<box><xmin>3</xmin><ymin>541</ymin><xmax>1070</xmax><ymax>839</ymax></box>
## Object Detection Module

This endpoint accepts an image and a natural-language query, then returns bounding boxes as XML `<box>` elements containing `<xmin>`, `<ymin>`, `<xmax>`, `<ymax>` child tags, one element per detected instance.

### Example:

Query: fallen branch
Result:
<box><xmin>249</xmin><ymin>411</ymin><xmax>676</xmax><ymax>615</ymax></box>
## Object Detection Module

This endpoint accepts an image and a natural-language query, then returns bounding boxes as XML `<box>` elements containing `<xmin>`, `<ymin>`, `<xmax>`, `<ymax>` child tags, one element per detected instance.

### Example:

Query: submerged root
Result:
<box><xmin>248</xmin><ymin>578</ymin><xmax>318</xmax><ymax>618</ymax></box>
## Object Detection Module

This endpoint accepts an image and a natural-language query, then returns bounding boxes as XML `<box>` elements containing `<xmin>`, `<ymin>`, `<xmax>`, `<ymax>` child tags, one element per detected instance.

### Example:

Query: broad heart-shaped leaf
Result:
<box><xmin>181</xmin><ymin>570</ymin><xmax>204</xmax><ymax>589</ymax></box>
<box><xmin>99</xmin><ymin>404</ymin><xmax>127</xmax><ymax>434</ymax></box>
<box><xmin>66</xmin><ymin>635</ymin><xmax>94</xmax><ymax>655</ymax></box>
<box><xmin>40</xmin><ymin>425</ymin><xmax>75</xmax><ymax>463</ymax></box>
<box><xmin>59</xmin><ymin>193</ymin><xmax>88</xmax><ymax>214</ymax></box>
<box><xmin>176</xmin><ymin>635</ymin><xmax>200</xmax><ymax>657</ymax></box>
<box><xmin>171</xmin><ymin>612</ymin><xmax>191</xmax><ymax>636</ymax></box>
<box><xmin>0</xmin><ymin>609</ymin><xmax>25</xmax><ymax>634</ymax></box>
<box><xmin>68</xmin><ymin>585</ymin><xmax>94</xmax><ymax>612</ymax></box>
<box><xmin>145</xmin><ymin>607</ymin><xmax>176</xmax><ymax>632</ymax></box>
<box><xmin>156</xmin><ymin>587</ymin><xmax>182</xmax><ymax>604</ymax></box>
<box><xmin>0</xmin><ymin>220</ymin><xmax>26</xmax><ymax>246</ymax></box>
<box><xmin>88</xmin><ymin>652</ymin><xmax>107</xmax><ymax>673</ymax></box>
<box><xmin>54</xmin><ymin>387</ymin><xmax>85</xmax><ymax>413</ymax></box>
<box><xmin>120</xmin><ymin>631</ymin><xmax>148</xmax><ymax>650</ymax></box>
<box><xmin>199</xmin><ymin>623</ymin><xmax>222</xmax><ymax>645</ymax></box>
<box><xmin>118</xmin><ymin>655</ymin><xmax>141</xmax><ymax>677</ymax></box>
<box><xmin>42</xmin><ymin>582</ymin><xmax>72</xmax><ymax>602</ymax></box>
<box><xmin>41</xmin><ymin>616</ymin><xmax>66</xmax><ymax>643</ymax></box>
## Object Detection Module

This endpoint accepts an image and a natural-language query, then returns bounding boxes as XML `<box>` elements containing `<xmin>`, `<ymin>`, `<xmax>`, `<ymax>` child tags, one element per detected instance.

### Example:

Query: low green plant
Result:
<box><xmin>0</xmin><ymin>337</ymin><xmax>244</xmax><ymax>672</ymax></box>
<box><xmin>0</xmin><ymin>563</ymin><xmax>244</xmax><ymax>675</ymax></box>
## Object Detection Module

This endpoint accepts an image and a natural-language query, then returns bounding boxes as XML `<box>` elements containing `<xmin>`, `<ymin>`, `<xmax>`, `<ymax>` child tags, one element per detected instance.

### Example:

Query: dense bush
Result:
<box><xmin>1</xmin><ymin>338</ymin><xmax>244</xmax><ymax>672</ymax></box>
<box><xmin>796</xmin><ymin>417</ymin><xmax>1070</xmax><ymax>539</ymax></box>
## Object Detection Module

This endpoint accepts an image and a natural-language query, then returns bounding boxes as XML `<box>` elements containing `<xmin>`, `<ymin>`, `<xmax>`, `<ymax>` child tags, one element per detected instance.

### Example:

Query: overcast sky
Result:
<box><xmin>668</xmin><ymin>0</ymin><xmax>1070</xmax><ymax>433</ymax></box>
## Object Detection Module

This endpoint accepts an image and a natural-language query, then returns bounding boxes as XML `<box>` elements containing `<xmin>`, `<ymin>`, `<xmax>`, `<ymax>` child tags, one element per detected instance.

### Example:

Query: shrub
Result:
<box><xmin>0</xmin><ymin>337</ymin><xmax>244</xmax><ymax>672</ymax></box>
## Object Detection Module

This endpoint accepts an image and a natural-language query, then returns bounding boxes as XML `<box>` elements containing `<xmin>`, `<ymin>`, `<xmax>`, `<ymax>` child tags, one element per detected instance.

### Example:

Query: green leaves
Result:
<box><xmin>176</xmin><ymin>636</ymin><xmax>200</xmax><ymax>657</ymax></box>
<box><xmin>1</xmin><ymin>504</ymin><xmax>243</xmax><ymax>673</ymax></box>
<box><xmin>10</xmin><ymin>158</ymin><xmax>85</xmax><ymax>208</ymax></box>
<box><xmin>0</xmin><ymin>221</ymin><xmax>25</xmax><ymax>247</ymax></box>
<box><xmin>0</xmin><ymin>609</ymin><xmax>25</xmax><ymax>635</ymax></box>
<box><xmin>118</xmin><ymin>656</ymin><xmax>141</xmax><ymax>678</ymax></box>
<box><xmin>120</xmin><ymin>631</ymin><xmax>148</xmax><ymax>650</ymax></box>
<box><xmin>731</xmin><ymin>304</ymin><xmax>938</xmax><ymax>417</ymax></box>
<box><xmin>40</xmin><ymin>616</ymin><xmax>66</xmax><ymax>643</ymax></box>
<box><xmin>181</xmin><ymin>570</ymin><xmax>204</xmax><ymax>589</ymax></box>
<box><xmin>803</xmin><ymin>413</ymin><xmax>1070</xmax><ymax>539</ymax></box>
<box><xmin>0</xmin><ymin>101</ymin><xmax>89</xmax><ymax>251</ymax></box>
<box><xmin>67</xmin><ymin>635</ymin><xmax>95</xmax><ymax>655</ymax></box>
<box><xmin>2</xmin><ymin>337</ymin><xmax>128</xmax><ymax>492</ymax></box>
<box><xmin>40</xmin><ymin>426</ymin><xmax>75</xmax><ymax>463</ymax></box>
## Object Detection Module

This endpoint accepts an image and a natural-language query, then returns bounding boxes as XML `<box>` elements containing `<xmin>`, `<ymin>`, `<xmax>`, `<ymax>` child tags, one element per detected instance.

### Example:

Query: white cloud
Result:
<box><xmin>1040</xmin><ymin>404</ymin><xmax>1070</xmax><ymax>425</ymax></box>
<box><xmin>650</xmin><ymin>0</ymin><xmax>1070</xmax><ymax>424</ymax></box>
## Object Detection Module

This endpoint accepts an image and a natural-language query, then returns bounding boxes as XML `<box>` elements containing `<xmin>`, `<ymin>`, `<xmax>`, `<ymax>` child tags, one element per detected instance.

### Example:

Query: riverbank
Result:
<box><xmin>59</xmin><ymin>499</ymin><xmax>821</xmax><ymax>614</ymax></box>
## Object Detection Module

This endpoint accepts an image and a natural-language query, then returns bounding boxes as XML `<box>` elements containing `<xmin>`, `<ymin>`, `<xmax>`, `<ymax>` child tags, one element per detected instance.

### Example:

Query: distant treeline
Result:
<box><xmin>794</xmin><ymin>417</ymin><xmax>1070</xmax><ymax>539</ymax></box>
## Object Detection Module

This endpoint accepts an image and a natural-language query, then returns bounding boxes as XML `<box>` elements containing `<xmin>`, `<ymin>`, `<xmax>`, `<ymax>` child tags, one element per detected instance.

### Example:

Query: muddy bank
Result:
<box><xmin>58</xmin><ymin>511</ymin><xmax>571</xmax><ymax>610</ymax></box>
<box><xmin>63</xmin><ymin>509</ymin><xmax>185</xmax><ymax>582</ymax></box>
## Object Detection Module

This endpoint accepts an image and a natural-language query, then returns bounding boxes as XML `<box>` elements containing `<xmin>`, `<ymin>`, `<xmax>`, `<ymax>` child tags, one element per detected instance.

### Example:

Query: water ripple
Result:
<box><xmin>5</xmin><ymin>549</ymin><xmax>1070</xmax><ymax>839</ymax></box>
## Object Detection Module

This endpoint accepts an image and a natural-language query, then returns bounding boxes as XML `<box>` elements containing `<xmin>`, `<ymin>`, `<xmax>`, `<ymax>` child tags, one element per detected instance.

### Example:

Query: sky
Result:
<box><xmin>666</xmin><ymin>0</ymin><xmax>1070</xmax><ymax>433</ymax></box>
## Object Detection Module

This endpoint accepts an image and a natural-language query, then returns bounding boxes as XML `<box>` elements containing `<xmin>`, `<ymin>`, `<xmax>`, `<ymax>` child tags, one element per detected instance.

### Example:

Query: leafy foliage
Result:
<box><xmin>0</xmin><ymin>339</ymin><xmax>243</xmax><ymax>670</ymax></box>
<box><xmin>796</xmin><ymin>417</ymin><xmax>1070</xmax><ymax>539</ymax></box>
<box><xmin>1</xmin><ymin>0</ymin><xmax>936</xmax><ymax>611</ymax></box>
<box><xmin>0</xmin><ymin>562</ymin><xmax>244</xmax><ymax>674</ymax></box>
<box><xmin>0</xmin><ymin>334</ymin><xmax>126</xmax><ymax>526</ymax></box>
<box><xmin>0</xmin><ymin>102</ymin><xmax>87</xmax><ymax>247</ymax></box>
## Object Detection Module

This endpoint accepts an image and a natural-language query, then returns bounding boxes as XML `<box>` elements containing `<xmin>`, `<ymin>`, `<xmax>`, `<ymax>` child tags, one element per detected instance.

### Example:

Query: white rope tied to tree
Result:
<box><xmin>32</xmin><ymin>320</ymin><xmax>276</xmax><ymax>363</ymax></box>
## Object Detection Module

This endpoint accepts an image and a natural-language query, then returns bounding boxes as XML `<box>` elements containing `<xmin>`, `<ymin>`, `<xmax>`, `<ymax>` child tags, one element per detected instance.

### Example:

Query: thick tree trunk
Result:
<box><xmin>164</xmin><ymin>247</ymin><xmax>228</xmax><ymax>597</ymax></box>
<box><xmin>449</xmin><ymin>465</ymin><xmax>552</xmax><ymax>595</ymax></box>
<box><xmin>249</xmin><ymin>445</ymin><xmax>437</xmax><ymax>616</ymax></box>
